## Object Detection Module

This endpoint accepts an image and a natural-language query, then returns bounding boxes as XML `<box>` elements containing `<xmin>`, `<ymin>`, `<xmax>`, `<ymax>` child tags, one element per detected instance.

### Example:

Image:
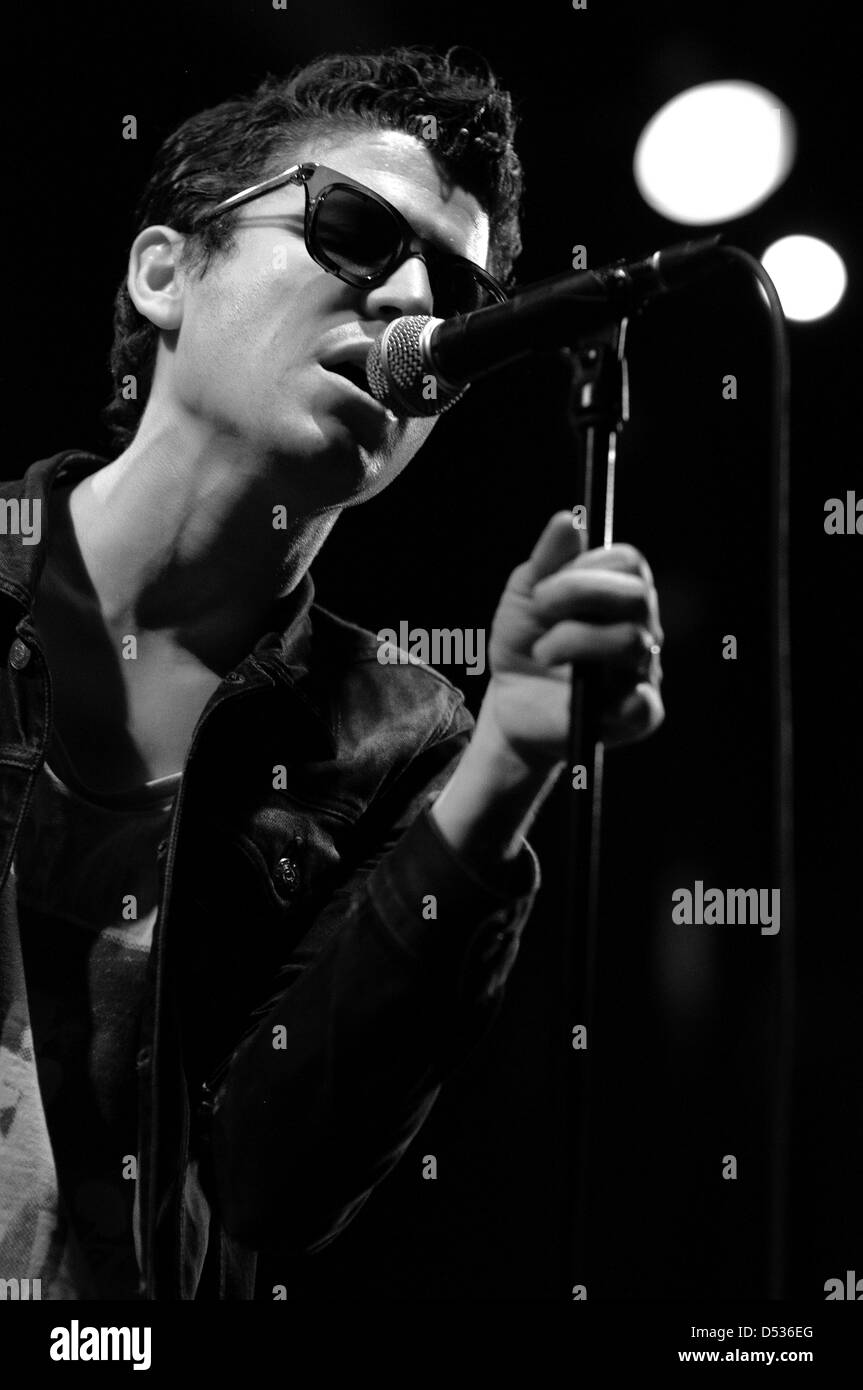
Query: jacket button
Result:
<box><xmin>225</xmin><ymin>671</ymin><xmax>245</xmax><ymax>684</ymax></box>
<box><xmin>156</xmin><ymin>838</ymin><xmax>169</xmax><ymax>861</ymax></box>
<box><xmin>9</xmin><ymin>638</ymin><xmax>31</xmax><ymax>670</ymax></box>
<box><xmin>274</xmin><ymin>854</ymin><xmax>300</xmax><ymax>897</ymax></box>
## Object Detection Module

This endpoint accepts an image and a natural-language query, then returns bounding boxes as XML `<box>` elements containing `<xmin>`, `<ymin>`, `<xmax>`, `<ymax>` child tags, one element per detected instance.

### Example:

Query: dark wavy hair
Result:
<box><xmin>103</xmin><ymin>45</ymin><xmax>525</xmax><ymax>454</ymax></box>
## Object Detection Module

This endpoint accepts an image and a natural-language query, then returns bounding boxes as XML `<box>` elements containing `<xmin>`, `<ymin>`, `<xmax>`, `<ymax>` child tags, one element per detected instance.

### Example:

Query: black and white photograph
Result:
<box><xmin>0</xmin><ymin>0</ymin><xmax>859</xmax><ymax>1369</ymax></box>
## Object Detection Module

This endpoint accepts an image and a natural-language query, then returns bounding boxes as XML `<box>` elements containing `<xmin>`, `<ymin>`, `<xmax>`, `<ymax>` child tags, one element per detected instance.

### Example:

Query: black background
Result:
<box><xmin>5</xmin><ymin>0</ymin><xmax>860</xmax><ymax>1301</ymax></box>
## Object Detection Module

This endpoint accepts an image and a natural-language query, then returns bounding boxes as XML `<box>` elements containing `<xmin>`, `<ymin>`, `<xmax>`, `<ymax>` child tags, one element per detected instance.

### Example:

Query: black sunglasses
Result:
<box><xmin>195</xmin><ymin>161</ymin><xmax>508</xmax><ymax>320</ymax></box>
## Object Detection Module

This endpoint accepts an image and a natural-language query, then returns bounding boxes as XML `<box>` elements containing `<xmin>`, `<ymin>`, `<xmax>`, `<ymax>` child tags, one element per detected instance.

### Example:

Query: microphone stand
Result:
<box><xmin>561</xmin><ymin>315</ymin><xmax>630</xmax><ymax>1296</ymax></box>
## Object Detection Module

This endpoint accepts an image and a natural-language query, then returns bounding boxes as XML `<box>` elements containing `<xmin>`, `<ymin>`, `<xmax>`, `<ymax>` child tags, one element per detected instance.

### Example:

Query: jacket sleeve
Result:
<box><xmin>205</xmin><ymin>698</ymin><xmax>540</xmax><ymax>1254</ymax></box>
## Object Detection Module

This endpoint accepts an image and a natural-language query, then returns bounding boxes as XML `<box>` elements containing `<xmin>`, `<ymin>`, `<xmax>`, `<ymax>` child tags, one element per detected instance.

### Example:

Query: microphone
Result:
<box><xmin>366</xmin><ymin>235</ymin><xmax>726</xmax><ymax>417</ymax></box>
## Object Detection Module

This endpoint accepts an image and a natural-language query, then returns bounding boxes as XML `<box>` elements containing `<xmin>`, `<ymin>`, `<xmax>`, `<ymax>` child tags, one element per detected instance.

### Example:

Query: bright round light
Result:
<box><xmin>761</xmin><ymin>236</ymin><xmax>847</xmax><ymax>321</ymax></box>
<box><xmin>634</xmin><ymin>81</ymin><xmax>795</xmax><ymax>224</ymax></box>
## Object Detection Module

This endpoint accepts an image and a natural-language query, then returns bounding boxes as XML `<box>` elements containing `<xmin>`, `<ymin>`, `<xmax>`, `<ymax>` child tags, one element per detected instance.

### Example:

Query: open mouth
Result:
<box><xmin>321</xmin><ymin>352</ymin><xmax>401</xmax><ymax>430</ymax></box>
<box><xmin>327</xmin><ymin>359</ymin><xmax>374</xmax><ymax>397</ymax></box>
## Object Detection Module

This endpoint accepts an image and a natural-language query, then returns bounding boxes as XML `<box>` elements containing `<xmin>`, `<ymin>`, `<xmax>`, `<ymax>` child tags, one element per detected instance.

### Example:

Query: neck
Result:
<box><xmin>59</xmin><ymin>424</ymin><xmax>337</xmax><ymax>674</ymax></box>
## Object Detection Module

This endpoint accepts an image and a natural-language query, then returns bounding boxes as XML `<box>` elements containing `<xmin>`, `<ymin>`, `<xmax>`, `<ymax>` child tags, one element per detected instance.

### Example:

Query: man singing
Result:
<box><xmin>0</xmin><ymin>46</ymin><xmax>664</xmax><ymax>1300</ymax></box>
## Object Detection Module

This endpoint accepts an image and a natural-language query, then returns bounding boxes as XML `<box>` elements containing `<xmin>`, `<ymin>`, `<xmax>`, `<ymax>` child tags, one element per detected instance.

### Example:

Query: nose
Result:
<box><xmin>363</xmin><ymin>253</ymin><xmax>434</xmax><ymax>321</ymax></box>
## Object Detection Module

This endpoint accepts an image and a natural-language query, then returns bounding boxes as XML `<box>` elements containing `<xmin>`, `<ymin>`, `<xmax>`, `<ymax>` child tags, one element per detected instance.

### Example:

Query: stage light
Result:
<box><xmin>634</xmin><ymin>81</ymin><xmax>795</xmax><ymax>224</ymax></box>
<box><xmin>761</xmin><ymin>236</ymin><xmax>847</xmax><ymax>321</ymax></box>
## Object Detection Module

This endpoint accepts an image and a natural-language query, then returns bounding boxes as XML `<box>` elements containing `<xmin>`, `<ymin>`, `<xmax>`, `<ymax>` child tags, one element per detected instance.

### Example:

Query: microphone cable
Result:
<box><xmin>719</xmin><ymin>247</ymin><xmax>795</xmax><ymax>1301</ymax></box>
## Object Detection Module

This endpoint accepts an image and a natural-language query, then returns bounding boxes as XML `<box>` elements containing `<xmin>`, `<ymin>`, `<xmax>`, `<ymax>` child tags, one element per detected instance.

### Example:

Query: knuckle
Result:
<box><xmin>631</xmin><ymin>688</ymin><xmax>664</xmax><ymax>737</ymax></box>
<box><xmin>618</xmin><ymin>542</ymin><xmax>654</xmax><ymax>587</ymax></box>
<box><xmin>612</xmin><ymin>542</ymin><xmax>642</xmax><ymax>571</ymax></box>
<box><xmin>510</xmin><ymin>560</ymin><xmax>534</xmax><ymax>590</ymax></box>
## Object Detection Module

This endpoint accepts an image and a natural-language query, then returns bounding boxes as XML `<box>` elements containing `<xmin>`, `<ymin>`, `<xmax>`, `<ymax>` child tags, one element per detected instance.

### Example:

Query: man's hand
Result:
<box><xmin>430</xmin><ymin>512</ymin><xmax>665</xmax><ymax>872</ymax></box>
<box><xmin>484</xmin><ymin>510</ymin><xmax>665</xmax><ymax>768</ymax></box>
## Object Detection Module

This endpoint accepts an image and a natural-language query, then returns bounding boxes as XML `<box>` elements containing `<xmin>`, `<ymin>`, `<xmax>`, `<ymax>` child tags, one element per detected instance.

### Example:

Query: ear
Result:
<box><xmin>127</xmin><ymin>226</ymin><xmax>187</xmax><ymax>330</ymax></box>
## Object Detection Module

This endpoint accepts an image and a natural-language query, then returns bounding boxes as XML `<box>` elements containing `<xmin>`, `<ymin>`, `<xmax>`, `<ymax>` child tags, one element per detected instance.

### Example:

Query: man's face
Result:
<box><xmin>164</xmin><ymin>128</ymin><xmax>491</xmax><ymax>510</ymax></box>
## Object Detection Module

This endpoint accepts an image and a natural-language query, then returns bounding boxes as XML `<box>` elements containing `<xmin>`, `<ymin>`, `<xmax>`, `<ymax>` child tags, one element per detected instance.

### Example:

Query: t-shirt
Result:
<box><xmin>0</xmin><ymin>733</ymin><xmax>179</xmax><ymax>1299</ymax></box>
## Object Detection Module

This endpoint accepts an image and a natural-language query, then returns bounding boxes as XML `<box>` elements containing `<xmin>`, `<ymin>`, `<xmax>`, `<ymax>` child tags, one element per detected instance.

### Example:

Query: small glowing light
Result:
<box><xmin>634</xmin><ymin>81</ymin><xmax>795</xmax><ymax>224</ymax></box>
<box><xmin>761</xmin><ymin>236</ymin><xmax>847</xmax><ymax>321</ymax></box>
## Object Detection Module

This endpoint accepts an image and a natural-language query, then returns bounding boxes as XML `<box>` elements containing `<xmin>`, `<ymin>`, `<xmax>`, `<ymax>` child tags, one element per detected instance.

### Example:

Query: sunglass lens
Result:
<box><xmin>312</xmin><ymin>184</ymin><xmax>502</xmax><ymax>316</ymax></box>
<box><xmin>430</xmin><ymin>263</ymin><xmax>497</xmax><ymax>318</ymax></box>
<box><xmin>312</xmin><ymin>187</ymin><xmax>400</xmax><ymax>279</ymax></box>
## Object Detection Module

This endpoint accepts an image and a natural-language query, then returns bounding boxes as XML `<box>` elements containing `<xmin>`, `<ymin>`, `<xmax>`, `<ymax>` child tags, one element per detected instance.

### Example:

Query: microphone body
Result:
<box><xmin>366</xmin><ymin>235</ymin><xmax>724</xmax><ymax>417</ymax></box>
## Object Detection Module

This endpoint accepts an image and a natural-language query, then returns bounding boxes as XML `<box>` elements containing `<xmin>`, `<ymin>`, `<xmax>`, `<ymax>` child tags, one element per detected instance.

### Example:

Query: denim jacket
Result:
<box><xmin>0</xmin><ymin>450</ymin><xmax>540</xmax><ymax>1299</ymax></box>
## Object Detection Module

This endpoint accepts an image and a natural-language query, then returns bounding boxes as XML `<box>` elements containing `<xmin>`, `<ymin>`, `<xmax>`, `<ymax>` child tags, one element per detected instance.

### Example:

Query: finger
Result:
<box><xmin>601</xmin><ymin>681</ymin><xmax>665</xmax><ymax>746</ymax></box>
<box><xmin>532</xmin><ymin>568</ymin><xmax>653</xmax><ymax>629</ymax></box>
<box><xmin>518</xmin><ymin>511</ymin><xmax>588</xmax><ymax>589</ymax></box>
<box><xmin>602</xmin><ymin>654</ymin><xmax>663</xmax><ymax>710</ymax></box>
<box><xmin>539</xmin><ymin>565</ymin><xmax>664</xmax><ymax>648</ymax></box>
<box><xmin>570</xmin><ymin>541</ymin><xmax>654</xmax><ymax>588</ymax></box>
<box><xmin>531</xmin><ymin>619</ymin><xmax>656</xmax><ymax>670</ymax></box>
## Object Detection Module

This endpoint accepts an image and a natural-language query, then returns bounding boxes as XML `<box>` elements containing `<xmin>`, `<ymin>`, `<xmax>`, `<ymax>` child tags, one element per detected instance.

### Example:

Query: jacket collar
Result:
<box><xmin>0</xmin><ymin>450</ymin><xmax>336</xmax><ymax>758</ymax></box>
<box><xmin>0</xmin><ymin>448</ymin><xmax>95</xmax><ymax>606</ymax></box>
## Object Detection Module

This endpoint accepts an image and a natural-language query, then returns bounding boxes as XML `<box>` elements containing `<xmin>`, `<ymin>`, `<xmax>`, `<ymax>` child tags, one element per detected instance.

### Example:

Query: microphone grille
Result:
<box><xmin>366</xmin><ymin>315</ymin><xmax>467</xmax><ymax>418</ymax></box>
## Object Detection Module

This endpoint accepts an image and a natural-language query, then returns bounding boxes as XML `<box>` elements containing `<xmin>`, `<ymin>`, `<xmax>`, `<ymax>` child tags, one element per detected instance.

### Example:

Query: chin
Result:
<box><xmin>263</xmin><ymin>404</ymin><xmax>424</xmax><ymax>506</ymax></box>
<box><xmin>266</xmin><ymin>431</ymin><xmax>385</xmax><ymax>510</ymax></box>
